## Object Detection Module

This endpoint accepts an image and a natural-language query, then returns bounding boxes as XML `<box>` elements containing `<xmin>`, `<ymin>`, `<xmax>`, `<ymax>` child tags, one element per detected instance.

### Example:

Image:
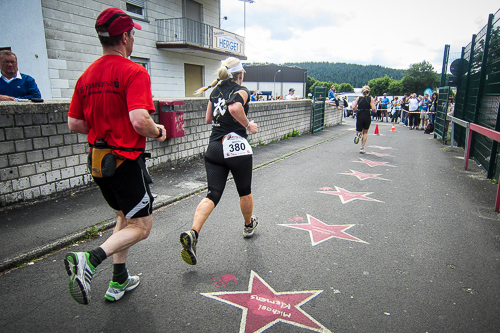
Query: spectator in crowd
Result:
<box><xmin>328</xmin><ymin>85</ymin><xmax>339</xmax><ymax>108</ymax></box>
<box><xmin>420</xmin><ymin>93</ymin><xmax>431</xmax><ymax>130</ymax></box>
<box><xmin>342</xmin><ymin>96</ymin><xmax>349</xmax><ymax>117</ymax></box>
<box><xmin>408</xmin><ymin>93</ymin><xmax>420</xmax><ymax>130</ymax></box>
<box><xmin>0</xmin><ymin>50</ymin><xmax>41</xmax><ymax>101</ymax></box>
<box><xmin>400</xmin><ymin>93</ymin><xmax>409</xmax><ymax>126</ymax></box>
<box><xmin>372</xmin><ymin>97</ymin><xmax>379</xmax><ymax>120</ymax></box>
<box><xmin>259</xmin><ymin>95</ymin><xmax>264</xmax><ymax>101</ymax></box>
<box><xmin>390</xmin><ymin>96</ymin><xmax>400</xmax><ymax>123</ymax></box>
<box><xmin>430</xmin><ymin>91</ymin><xmax>438</xmax><ymax>125</ymax></box>
<box><xmin>446</xmin><ymin>95</ymin><xmax>455</xmax><ymax>133</ymax></box>
<box><xmin>285</xmin><ymin>88</ymin><xmax>297</xmax><ymax>100</ymax></box>
<box><xmin>380</xmin><ymin>93</ymin><xmax>390</xmax><ymax>122</ymax></box>
<box><xmin>250</xmin><ymin>90</ymin><xmax>257</xmax><ymax>102</ymax></box>
<box><xmin>376</xmin><ymin>97</ymin><xmax>382</xmax><ymax>121</ymax></box>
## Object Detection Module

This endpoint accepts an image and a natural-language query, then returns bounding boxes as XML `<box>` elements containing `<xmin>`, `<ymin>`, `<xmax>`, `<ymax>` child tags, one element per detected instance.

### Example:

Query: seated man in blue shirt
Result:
<box><xmin>0</xmin><ymin>51</ymin><xmax>41</xmax><ymax>101</ymax></box>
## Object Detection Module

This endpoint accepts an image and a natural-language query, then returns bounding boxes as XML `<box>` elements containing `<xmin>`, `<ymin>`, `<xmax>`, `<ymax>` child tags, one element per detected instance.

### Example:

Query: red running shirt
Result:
<box><xmin>69</xmin><ymin>55</ymin><xmax>155</xmax><ymax>159</ymax></box>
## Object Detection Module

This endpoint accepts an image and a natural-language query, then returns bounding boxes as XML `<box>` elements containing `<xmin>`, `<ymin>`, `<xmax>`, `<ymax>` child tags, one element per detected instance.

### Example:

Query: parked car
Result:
<box><xmin>337</xmin><ymin>93</ymin><xmax>360</xmax><ymax>118</ymax></box>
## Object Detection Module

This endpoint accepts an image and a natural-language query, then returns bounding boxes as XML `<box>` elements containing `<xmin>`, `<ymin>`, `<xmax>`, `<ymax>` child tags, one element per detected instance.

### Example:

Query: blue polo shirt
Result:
<box><xmin>0</xmin><ymin>72</ymin><xmax>41</xmax><ymax>100</ymax></box>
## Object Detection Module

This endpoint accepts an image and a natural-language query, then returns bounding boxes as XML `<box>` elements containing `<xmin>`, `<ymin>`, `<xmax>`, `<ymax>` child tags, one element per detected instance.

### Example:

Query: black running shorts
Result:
<box><xmin>356</xmin><ymin>111</ymin><xmax>372</xmax><ymax>132</ymax></box>
<box><xmin>93</xmin><ymin>159</ymin><xmax>154</xmax><ymax>219</ymax></box>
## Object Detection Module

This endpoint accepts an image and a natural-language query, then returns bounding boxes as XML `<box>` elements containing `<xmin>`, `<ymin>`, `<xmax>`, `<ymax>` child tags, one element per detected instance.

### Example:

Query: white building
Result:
<box><xmin>0</xmin><ymin>0</ymin><xmax>246</xmax><ymax>100</ymax></box>
<box><xmin>243</xmin><ymin>64</ymin><xmax>307</xmax><ymax>100</ymax></box>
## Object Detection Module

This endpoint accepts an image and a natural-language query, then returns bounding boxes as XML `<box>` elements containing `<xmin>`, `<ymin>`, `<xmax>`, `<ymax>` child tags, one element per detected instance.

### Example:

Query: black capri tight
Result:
<box><xmin>204</xmin><ymin>139</ymin><xmax>253</xmax><ymax>206</ymax></box>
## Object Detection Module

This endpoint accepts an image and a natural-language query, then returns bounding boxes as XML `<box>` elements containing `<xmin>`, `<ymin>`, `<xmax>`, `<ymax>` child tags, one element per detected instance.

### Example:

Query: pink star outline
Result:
<box><xmin>367</xmin><ymin>145</ymin><xmax>397</xmax><ymax>150</ymax></box>
<box><xmin>279</xmin><ymin>214</ymin><xmax>368</xmax><ymax>246</ymax></box>
<box><xmin>201</xmin><ymin>270</ymin><xmax>330</xmax><ymax>333</ymax></box>
<box><xmin>365</xmin><ymin>151</ymin><xmax>394</xmax><ymax>157</ymax></box>
<box><xmin>317</xmin><ymin>186</ymin><xmax>383</xmax><ymax>204</ymax></box>
<box><xmin>339</xmin><ymin>169</ymin><xmax>389</xmax><ymax>181</ymax></box>
<box><xmin>351</xmin><ymin>158</ymin><xmax>397</xmax><ymax>168</ymax></box>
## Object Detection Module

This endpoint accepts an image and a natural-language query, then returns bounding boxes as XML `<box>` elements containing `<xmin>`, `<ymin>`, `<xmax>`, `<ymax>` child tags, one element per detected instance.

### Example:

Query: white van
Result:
<box><xmin>338</xmin><ymin>93</ymin><xmax>361</xmax><ymax>117</ymax></box>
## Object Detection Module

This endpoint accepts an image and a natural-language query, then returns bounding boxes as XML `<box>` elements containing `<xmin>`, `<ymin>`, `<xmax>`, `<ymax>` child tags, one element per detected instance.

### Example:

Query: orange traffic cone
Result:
<box><xmin>374</xmin><ymin>124</ymin><xmax>380</xmax><ymax>135</ymax></box>
<box><xmin>391</xmin><ymin>123</ymin><xmax>395</xmax><ymax>131</ymax></box>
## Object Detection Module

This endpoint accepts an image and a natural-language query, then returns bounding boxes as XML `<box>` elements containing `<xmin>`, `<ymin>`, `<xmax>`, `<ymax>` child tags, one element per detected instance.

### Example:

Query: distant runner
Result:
<box><xmin>352</xmin><ymin>85</ymin><xmax>377</xmax><ymax>154</ymax></box>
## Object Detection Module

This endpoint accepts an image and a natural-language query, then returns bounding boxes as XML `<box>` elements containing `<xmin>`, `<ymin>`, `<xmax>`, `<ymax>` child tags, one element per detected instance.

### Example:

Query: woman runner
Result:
<box><xmin>179</xmin><ymin>57</ymin><xmax>259</xmax><ymax>265</ymax></box>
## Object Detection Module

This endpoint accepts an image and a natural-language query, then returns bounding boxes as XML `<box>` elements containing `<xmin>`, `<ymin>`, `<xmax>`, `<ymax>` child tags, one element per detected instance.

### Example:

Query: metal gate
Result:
<box><xmin>434</xmin><ymin>86</ymin><xmax>451</xmax><ymax>143</ymax></box>
<box><xmin>311</xmin><ymin>86</ymin><xmax>327</xmax><ymax>133</ymax></box>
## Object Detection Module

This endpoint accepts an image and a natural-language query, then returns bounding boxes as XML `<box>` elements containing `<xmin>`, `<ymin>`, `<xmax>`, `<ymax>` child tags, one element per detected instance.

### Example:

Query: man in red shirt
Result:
<box><xmin>64</xmin><ymin>7</ymin><xmax>166</xmax><ymax>305</ymax></box>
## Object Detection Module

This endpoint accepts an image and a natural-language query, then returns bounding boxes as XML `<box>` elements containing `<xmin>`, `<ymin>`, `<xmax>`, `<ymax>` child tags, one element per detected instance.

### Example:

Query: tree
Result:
<box><xmin>388</xmin><ymin>80</ymin><xmax>403</xmax><ymax>95</ymax></box>
<box><xmin>339</xmin><ymin>83</ymin><xmax>354</xmax><ymax>93</ymax></box>
<box><xmin>400</xmin><ymin>61</ymin><xmax>439</xmax><ymax>95</ymax></box>
<box><xmin>286</xmin><ymin>61</ymin><xmax>405</xmax><ymax>87</ymax></box>
<box><xmin>367</xmin><ymin>75</ymin><xmax>394</xmax><ymax>96</ymax></box>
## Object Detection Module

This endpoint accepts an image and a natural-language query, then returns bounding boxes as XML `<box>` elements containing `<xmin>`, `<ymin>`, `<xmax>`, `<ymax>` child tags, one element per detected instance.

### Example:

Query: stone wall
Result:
<box><xmin>0</xmin><ymin>99</ymin><xmax>342</xmax><ymax>207</ymax></box>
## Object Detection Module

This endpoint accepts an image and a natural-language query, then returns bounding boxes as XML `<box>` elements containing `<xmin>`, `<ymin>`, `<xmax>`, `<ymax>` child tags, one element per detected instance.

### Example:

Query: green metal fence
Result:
<box><xmin>434</xmin><ymin>87</ymin><xmax>451</xmax><ymax>142</ymax></box>
<box><xmin>439</xmin><ymin>9</ymin><xmax>500</xmax><ymax>179</ymax></box>
<box><xmin>311</xmin><ymin>86</ymin><xmax>327</xmax><ymax>133</ymax></box>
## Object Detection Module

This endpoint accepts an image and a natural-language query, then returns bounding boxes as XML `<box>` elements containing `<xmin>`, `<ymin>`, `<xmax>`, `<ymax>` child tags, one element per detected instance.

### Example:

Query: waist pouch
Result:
<box><xmin>88</xmin><ymin>148</ymin><xmax>127</xmax><ymax>178</ymax></box>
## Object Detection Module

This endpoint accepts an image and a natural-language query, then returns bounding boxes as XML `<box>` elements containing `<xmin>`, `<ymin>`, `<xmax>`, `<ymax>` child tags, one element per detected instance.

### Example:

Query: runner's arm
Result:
<box><xmin>68</xmin><ymin>116</ymin><xmax>90</xmax><ymax>134</ymax></box>
<box><xmin>206</xmin><ymin>102</ymin><xmax>213</xmax><ymax>124</ymax></box>
<box><xmin>129</xmin><ymin>108</ymin><xmax>166</xmax><ymax>141</ymax></box>
<box><xmin>352</xmin><ymin>97</ymin><xmax>359</xmax><ymax>111</ymax></box>
<box><xmin>228</xmin><ymin>90</ymin><xmax>257</xmax><ymax>134</ymax></box>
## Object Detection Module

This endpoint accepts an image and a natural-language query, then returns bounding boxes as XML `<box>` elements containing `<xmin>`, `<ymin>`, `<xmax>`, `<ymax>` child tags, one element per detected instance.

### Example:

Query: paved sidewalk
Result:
<box><xmin>0</xmin><ymin>120</ymin><xmax>352</xmax><ymax>272</ymax></box>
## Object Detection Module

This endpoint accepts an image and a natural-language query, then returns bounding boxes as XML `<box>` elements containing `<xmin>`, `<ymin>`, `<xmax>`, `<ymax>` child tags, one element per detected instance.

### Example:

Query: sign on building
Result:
<box><xmin>213</xmin><ymin>28</ymin><xmax>244</xmax><ymax>56</ymax></box>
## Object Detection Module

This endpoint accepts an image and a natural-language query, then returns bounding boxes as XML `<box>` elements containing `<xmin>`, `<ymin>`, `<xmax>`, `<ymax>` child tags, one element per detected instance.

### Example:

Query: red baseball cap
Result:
<box><xmin>95</xmin><ymin>7</ymin><xmax>142</xmax><ymax>37</ymax></box>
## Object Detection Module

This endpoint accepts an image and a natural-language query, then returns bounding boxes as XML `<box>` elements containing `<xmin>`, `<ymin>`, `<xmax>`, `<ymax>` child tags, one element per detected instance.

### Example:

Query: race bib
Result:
<box><xmin>222</xmin><ymin>132</ymin><xmax>253</xmax><ymax>158</ymax></box>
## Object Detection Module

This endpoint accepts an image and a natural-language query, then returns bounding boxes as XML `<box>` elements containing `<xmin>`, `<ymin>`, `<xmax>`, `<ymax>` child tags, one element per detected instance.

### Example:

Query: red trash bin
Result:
<box><xmin>159</xmin><ymin>101</ymin><xmax>185</xmax><ymax>138</ymax></box>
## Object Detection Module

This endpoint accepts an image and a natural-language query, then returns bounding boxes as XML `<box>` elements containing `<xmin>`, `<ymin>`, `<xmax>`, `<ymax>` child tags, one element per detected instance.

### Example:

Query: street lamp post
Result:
<box><xmin>238</xmin><ymin>0</ymin><xmax>255</xmax><ymax>37</ymax></box>
<box><xmin>274</xmin><ymin>70</ymin><xmax>281</xmax><ymax>100</ymax></box>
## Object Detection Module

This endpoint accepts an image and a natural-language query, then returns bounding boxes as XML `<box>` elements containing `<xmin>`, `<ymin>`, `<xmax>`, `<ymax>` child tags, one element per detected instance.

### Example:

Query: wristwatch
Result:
<box><xmin>156</xmin><ymin>127</ymin><xmax>163</xmax><ymax>138</ymax></box>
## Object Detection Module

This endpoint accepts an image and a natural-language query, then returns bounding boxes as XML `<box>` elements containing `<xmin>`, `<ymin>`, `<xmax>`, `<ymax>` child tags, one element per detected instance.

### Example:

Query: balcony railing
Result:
<box><xmin>156</xmin><ymin>18</ymin><xmax>245</xmax><ymax>58</ymax></box>
<box><xmin>156</xmin><ymin>17</ymin><xmax>213</xmax><ymax>48</ymax></box>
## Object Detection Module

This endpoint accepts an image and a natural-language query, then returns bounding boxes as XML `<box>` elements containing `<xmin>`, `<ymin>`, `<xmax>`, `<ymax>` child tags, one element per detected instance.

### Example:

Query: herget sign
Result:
<box><xmin>213</xmin><ymin>28</ymin><xmax>244</xmax><ymax>55</ymax></box>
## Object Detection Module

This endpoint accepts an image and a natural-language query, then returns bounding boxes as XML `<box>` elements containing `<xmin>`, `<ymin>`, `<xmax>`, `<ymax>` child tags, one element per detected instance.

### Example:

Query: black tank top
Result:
<box><xmin>209</xmin><ymin>81</ymin><xmax>250</xmax><ymax>141</ymax></box>
<box><xmin>357</xmin><ymin>96</ymin><xmax>372</xmax><ymax>113</ymax></box>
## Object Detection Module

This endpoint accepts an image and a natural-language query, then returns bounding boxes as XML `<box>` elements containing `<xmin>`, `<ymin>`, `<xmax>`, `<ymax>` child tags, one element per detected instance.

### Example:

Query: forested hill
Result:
<box><xmin>285</xmin><ymin>62</ymin><xmax>406</xmax><ymax>87</ymax></box>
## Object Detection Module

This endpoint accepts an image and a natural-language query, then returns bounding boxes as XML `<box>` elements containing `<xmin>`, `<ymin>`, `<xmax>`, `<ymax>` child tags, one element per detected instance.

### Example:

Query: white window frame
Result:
<box><xmin>125</xmin><ymin>0</ymin><xmax>146</xmax><ymax>21</ymax></box>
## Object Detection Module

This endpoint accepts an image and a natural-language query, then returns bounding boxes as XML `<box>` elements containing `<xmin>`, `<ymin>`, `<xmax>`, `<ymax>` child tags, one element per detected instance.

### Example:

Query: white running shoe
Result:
<box><xmin>64</xmin><ymin>252</ymin><xmax>96</xmax><ymax>305</ymax></box>
<box><xmin>105</xmin><ymin>275</ymin><xmax>140</xmax><ymax>301</ymax></box>
<box><xmin>180</xmin><ymin>230</ymin><xmax>198</xmax><ymax>265</ymax></box>
<box><xmin>243</xmin><ymin>216</ymin><xmax>259</xmax><ymax>238</ymax></box>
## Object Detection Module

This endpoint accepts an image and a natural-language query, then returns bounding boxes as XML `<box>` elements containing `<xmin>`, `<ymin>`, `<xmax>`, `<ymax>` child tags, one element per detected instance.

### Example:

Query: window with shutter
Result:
<box><xmin>126</xmin><ymin>0</ymin><xmax>146</xmax><ymax>19</ymax></box>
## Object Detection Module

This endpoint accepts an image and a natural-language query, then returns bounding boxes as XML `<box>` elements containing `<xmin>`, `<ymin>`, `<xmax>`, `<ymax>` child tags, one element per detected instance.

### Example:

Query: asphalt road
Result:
<box><xmin>1</xmin><ymin>118</ymin><xmax>500</xmax><ymax>333</ymax></box>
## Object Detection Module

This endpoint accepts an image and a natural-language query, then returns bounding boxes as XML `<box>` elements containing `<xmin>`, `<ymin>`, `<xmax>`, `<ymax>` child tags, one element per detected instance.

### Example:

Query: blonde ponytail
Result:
<box><xmin>193</xmin><ymin>57</ymin><xmax>244</xmax><ymax>97</ymax></box>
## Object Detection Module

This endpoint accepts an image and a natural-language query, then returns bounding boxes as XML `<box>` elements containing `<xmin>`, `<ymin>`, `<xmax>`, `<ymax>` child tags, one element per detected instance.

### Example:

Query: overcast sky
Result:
<box><xmin>220</xmin><ymin>0</ymin><xmax>499</xmax><ymax>72</ymax></box>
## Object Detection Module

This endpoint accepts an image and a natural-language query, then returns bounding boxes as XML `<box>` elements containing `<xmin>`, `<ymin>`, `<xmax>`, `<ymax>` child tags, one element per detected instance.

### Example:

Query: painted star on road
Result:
<box><xmin>201</xmin><ymin>271</ymin><xmax>330</xmax><ymax>333</ymax></box>
<box><xmin>351</xmin><ymin>158</ymin><xmax>397</xmax><ymax>168</ymax></box>
<box><xmin>317</xmin><ymin>186</ymin><xmax>383</xmax><ymax>204</ymax></box>
<box><xmin>279</xmin><ymin>214</ymin><xmax>368</xmax><ymax>245</ymax></box>
<box><xmin>339</xmin><ymin>169</ymin><xmax>389</xmax><ymax>181</ymax></box>
<box><xmin>367</xmin><ymin>145</ymin><xmax>397</xmax><ymax>150</ymax></box>
<box><xmin>365</xmin><ymin>151</ymin><xmax>394</xmax><ymax>157</ymax></box>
